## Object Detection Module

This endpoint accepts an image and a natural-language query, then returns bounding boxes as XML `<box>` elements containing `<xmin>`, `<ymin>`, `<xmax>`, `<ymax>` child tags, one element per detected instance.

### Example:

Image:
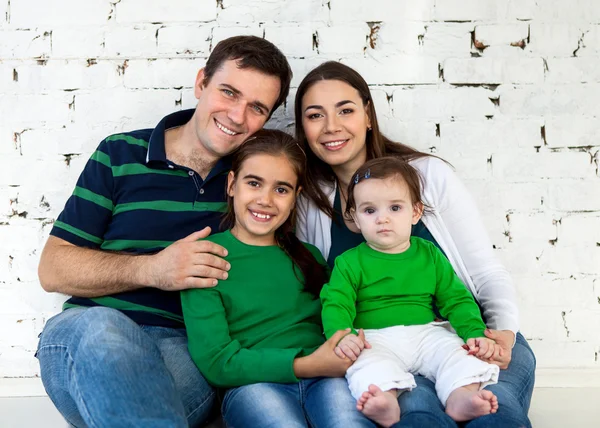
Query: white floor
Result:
<box><xmin>2</xmin><ymin>378</ymin><xmax>600</xmax><ymax>427</ymax></box>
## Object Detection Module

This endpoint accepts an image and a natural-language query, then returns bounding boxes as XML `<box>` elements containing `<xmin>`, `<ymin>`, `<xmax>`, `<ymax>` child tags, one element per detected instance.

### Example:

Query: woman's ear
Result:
<box><xmin>365</xmin><ymin>101</ymin><xmax>372</xmax><ymax>130</ymax></box>
<box><xmin>412</xmin><ymin>202</ymin><xmax>424</xmax><ymax>225</ymax></box>
<box><xmin>227</xmin><ymin>171</ymin><xmax>236</xmax><ymax>197</ymax></box>
<box><xmin>295</xmin><ymin>186</ymin><xmax>303</xmax><ymax>198</ymax></box>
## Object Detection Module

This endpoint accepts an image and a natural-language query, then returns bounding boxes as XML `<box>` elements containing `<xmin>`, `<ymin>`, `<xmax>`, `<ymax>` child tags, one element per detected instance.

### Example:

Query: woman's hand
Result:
<box><xmin>477</xmin><ymin>329</ymin><xmax>515</xmax><ymax>369</ymax></box>
<box><xmin>334</xmin><ymin>329</ymin><xmax>371</xmax><ymax>361</ymax></box>
<box><xmin>293</xmin><ymin>329</ymin><xmax>354</xmax><ymax>378</ymax></box>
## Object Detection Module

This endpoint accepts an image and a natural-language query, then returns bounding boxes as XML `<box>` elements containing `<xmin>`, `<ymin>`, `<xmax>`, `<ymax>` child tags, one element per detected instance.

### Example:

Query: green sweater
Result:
<box><xmin>181</xmin><ymin>230</ymin><xmax>328</xmax><ymax>388</ymax></box>
<box><xmin>321</xmin><ymin>237</ymin><xmax>486</xmax><ymax>342</ymax></box>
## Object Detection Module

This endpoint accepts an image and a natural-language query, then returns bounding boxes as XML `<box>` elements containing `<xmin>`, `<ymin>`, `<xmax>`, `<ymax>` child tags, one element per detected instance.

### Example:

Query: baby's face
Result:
<box><xmin>351</xmin><ymin>176</ymin><xmax>422</xmax><ymax>254</ymax></box>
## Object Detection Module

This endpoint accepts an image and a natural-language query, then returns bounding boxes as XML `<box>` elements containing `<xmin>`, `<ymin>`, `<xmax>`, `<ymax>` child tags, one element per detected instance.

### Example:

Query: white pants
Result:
<box><xmin>345</xmin><ymin>323</ymin><xmax>499</xmax><ymax>406</ymax></box>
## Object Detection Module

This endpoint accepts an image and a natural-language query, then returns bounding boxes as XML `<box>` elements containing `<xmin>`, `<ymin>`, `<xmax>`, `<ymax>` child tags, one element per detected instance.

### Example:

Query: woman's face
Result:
<box><xmin>301</xmin><ymin>79</ymin><xmax>371</xmax><ymax>173</ymax></box>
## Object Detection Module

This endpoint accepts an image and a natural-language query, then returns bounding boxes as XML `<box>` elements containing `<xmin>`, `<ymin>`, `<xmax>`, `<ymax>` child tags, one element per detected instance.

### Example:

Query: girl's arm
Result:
<box><xmin>182</xmin><ymin>287</ymin><xmax>302</xmax><ymax>388</ymax></box>
<box><xmin>182</xmin><ymin>287</ymin><xmax>352</xmax><ymax>387</ymax></box>
<box><xmin>423</xmin><ymin>158</ymin><xmax>519</xmax><ymax>334</ymax></box>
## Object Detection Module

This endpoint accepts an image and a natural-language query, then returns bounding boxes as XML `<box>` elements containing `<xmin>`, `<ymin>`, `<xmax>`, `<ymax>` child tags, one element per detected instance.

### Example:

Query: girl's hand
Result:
<box><xmin>334</xmin><ymin>329</ymin><xmax>371</xmax><ymax>361</ymax></box>
<box><xmin>293</xmin><ymin>329</ymin><xmax>354</xmax><ymax>378</ymax></box>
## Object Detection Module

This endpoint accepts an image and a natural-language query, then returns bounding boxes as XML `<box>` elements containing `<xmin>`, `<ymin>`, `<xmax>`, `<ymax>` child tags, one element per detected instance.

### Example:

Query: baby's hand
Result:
<box><xmin>465</xmin><ymin>337</ymin><xmax>500</xmax><ymax>361</ymax></box>
<box><xmin>334</xmin><ymin>329</ymin><xmax>371</xmax><ymax>361</ymax></box>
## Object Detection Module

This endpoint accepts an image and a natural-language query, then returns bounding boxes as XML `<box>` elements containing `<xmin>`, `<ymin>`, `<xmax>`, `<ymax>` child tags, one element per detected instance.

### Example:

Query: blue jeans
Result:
<box><xmin>222</xmin><ymin>377</ymin><xmax>376</xmax><ymax>428</ymax></box>
<box><xmin>36</xmin><ymin>307</ymin><xmax>215</xmax><ymax>428</ymax></box>
<box><xmin>392</xmin><ymin>333</ymin><xmax>535</xmax><ymax>428</ymax></box>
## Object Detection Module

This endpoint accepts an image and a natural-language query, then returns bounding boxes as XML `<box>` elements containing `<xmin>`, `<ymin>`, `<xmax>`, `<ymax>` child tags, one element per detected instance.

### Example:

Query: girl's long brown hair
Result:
<box><xmin>294</xmin><ymin>61</ymin><xmax>439</xmax><ymax>219</ymax></box>
<box><xmin>222</xmin><ymin>129</ymin><xmax>328</xmax><ymax>296</ymax></box>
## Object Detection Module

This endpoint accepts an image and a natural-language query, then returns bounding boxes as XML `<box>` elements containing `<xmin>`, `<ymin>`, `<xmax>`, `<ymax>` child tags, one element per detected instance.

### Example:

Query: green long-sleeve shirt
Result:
<box><xmin>321</xmin><ymin>237</ymin><xmax>485</xmax><ymax>342</ymax></box>
<box><xmin>181</xmin><ymin>230</ymin><xmax>328</xmax><ymax>388</ymax></box>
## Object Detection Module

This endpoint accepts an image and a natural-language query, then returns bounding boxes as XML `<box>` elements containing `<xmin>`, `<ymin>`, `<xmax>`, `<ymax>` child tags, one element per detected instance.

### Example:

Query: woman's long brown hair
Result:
<box><xmin>294</xmin><ymin>61</ymin><xmax>439</xmax><ymax>219</ymax></box>
<box><xmin>222</xmin><ymin>129</ymin><xmax>329</xmax><ymax>296</ymax></box>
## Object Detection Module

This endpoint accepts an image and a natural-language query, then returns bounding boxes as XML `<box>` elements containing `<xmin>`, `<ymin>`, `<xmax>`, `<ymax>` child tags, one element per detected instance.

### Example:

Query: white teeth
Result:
<box><xmin>216</xmin><ymin>120</ymin><xmax>237</xmax><ymax>136</ymax></box>
<box><xmin>324</xmin><ymin>140</ymin><xmax>346</xmax><ymax>147</ymax></box>
<box><xmin>251</xmin><ymin>211</ymin><xmax>271</xmax><ymax>220</ymax></box>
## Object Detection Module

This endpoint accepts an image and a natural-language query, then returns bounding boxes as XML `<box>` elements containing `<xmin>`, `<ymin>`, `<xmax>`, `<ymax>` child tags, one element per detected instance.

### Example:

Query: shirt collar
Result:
<box><xmin>146</xmin><ymin>109</ymin><xmax>195</xmax><ymax>164</ymax></box>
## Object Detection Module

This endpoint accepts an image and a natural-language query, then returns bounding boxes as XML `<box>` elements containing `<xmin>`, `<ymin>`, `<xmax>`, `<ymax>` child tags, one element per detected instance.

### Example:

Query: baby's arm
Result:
<box><xmin>320</xmin><ymin>256</ymin><xmax>360</xmax><ymax>339</ymax></box>
<box><xmin>465</xmin><ymin>337</ymin><xmax>502</xmax><ymax>361</ymax></box>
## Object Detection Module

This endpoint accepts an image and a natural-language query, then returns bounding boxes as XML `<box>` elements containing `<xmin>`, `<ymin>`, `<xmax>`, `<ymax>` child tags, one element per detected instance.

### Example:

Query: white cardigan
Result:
<box><xmin>296</xmin><ymin>156</ymin><xmax>519</xmax><ymax>335</ymax></box>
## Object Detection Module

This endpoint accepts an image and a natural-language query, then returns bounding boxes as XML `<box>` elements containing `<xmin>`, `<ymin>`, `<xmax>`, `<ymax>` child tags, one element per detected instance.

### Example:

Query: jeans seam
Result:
<box><xmin>65</xmin><ymin>345</ymin><xmax>98</xmax><ymax>428</ymax></box>
<box><xmin>186</xmin><ymin>388</ymin><xmax>216</xmax><ymax>421</ymax></box>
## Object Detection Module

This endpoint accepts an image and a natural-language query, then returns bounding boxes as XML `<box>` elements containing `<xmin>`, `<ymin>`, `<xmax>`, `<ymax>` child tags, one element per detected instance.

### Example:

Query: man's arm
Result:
<box><xmin>38</xmin><ymin>228</ymin><xmax>230</xmax><ymax>297</ymax></box>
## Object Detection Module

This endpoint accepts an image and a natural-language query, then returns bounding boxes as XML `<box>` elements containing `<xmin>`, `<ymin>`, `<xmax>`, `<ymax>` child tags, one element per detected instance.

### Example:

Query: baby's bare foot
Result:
<box><xmin>359</xmin><ymin>385</ymin><xmax>400</xmax><ymax>428</ymax></box>
<box><xmin>445</xmin><ymin>388</ymin><xmax>498</xmax><ymax>422</ymax></box>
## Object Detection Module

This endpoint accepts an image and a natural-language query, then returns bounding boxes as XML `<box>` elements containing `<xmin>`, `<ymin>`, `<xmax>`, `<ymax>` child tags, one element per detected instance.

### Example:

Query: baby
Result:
<box><xmin>321</xmin><ymin>156</ymin><xmax>500</xmax><ymax>427</ymax></box>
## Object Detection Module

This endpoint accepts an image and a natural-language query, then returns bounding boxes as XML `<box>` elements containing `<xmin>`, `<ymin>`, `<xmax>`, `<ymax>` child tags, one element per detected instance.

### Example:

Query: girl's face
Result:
<box><xmin>301</xmin><ymin>79</ymin><xmax>371</xmax><ymax>173</ymax></box>
<box><xmin>227</xmin><ymin>153</ymin><xmax>300</xmax><ymax>246</ymax></box>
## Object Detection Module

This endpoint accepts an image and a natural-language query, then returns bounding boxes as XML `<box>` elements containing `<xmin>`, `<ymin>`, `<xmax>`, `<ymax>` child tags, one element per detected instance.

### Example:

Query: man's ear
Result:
<box><xmin>349</xmin><ymin>208</ymin><xmax>361</xmax><ymax>230</ymax></box>
<box><xmin>412</xmin><ymin>202</ymin><xmax>424</xmax><ymax>225</ymax></box>
<box><xmin>194</xmin><ymin>68</ymin><xmax>206</xmax><ymax>99</ymax></box>
<box><xmin>227</xmin><ymin>171</ymin><xmax>235</xmax><ymax>197</ymax></box>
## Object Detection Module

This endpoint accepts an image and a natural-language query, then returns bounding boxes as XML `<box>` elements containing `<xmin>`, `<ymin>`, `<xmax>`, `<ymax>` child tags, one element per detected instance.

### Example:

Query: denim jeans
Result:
<box><xmin>36</xmin><ymin>307</ymin><xmax>215</xmax><ymax>428</ymax></box>
<box><xmin>222</xmin><ymin>377</ymin><xmax>376</xmax><ymax>428</ymax></box>
<box><xmin>392</xmin><ymin>333</ymin><xmax>536</xmax><ymax>428</ymax></box>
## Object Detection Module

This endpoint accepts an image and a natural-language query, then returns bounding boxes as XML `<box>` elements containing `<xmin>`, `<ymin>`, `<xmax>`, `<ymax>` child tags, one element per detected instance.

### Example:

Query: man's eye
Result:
<box><xmin>222</xmin><ymin>89</ymin><xmax>234</xmax><ymax>97</ymax></box>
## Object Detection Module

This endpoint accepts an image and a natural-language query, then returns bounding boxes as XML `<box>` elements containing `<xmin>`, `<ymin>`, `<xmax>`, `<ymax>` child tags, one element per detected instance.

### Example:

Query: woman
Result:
<box><xmin>294</xmin><ymin>61</ymin><xmax>535</xmax><ymax>428</ymax></box>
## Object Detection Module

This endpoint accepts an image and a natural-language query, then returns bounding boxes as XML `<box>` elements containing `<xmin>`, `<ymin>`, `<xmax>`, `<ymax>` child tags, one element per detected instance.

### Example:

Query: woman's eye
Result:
<box><xmin>391</xmin><ymin>205</ymin><xmax>401</xmax><ymax>212</ymax></box>
<box><xmin>307</xmin><ymin>113</ymin><xmax>322</xmax><ymax>120</ymax></box>
<box><xmin>340</xmin><ymin>108</ymin><xmax>354</xmax><ymax>115</ymax></box>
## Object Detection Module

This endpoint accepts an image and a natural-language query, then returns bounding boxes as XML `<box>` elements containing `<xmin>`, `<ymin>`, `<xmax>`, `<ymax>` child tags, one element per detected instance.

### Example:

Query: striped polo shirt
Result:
<box><xmin>50</xmin><ymin>109</ymin><xmax>230</xmax><ymax>327</ymax></box>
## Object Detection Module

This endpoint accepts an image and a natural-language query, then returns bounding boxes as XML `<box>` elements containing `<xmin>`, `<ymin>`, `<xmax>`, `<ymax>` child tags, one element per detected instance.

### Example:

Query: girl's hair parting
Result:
<box><xmin>345</xmin><ymin>156</ymin><xmax>426</xmax><ymax>219</ymax></box>
<box><xmin>223</xmin><ymin>129</ymin><xmax>328</xmax><ymax>296</ymax></box>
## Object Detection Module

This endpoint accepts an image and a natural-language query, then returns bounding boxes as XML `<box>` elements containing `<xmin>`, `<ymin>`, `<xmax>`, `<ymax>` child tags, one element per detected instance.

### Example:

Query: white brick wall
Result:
<box><xmin>1</xmin><ymin>0</ymin><xmax>599</xmax><ymax>378</ymax></box>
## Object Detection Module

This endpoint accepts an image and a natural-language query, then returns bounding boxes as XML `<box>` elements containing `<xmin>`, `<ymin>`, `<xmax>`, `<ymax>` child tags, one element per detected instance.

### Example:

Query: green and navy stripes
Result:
<box><xmin>50</xmin><ymin>109</ymin><xmax>231</xmax><ymax>327</ymax></box>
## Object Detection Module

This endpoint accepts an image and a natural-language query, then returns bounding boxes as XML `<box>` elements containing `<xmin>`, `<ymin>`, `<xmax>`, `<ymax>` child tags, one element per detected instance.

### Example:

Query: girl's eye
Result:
<box><xmin>275</xmin><ymin>187</ymin><xmax>288</xmax><ymax>194</ymax></box>
<box><xmin>391</xmin><ymin>205</ymin><xmax>401</xmax><ymax>212</ymax></box>
<box><xmin>364</xmin><ymin>208</ymin><xmax>375</xmax><ymax>214</ymax></box>
<box><xmin>247</xmin><ymin>181</ymin><xmax>259</xmax><ymax>187</ymax></box>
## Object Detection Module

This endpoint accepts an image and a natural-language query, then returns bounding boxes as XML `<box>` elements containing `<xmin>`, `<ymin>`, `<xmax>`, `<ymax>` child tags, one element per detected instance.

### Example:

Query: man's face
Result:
<box><xmin>192</xmin><ymin>59</ymin><xmax>281</xmax><ymax>158</ymax></box>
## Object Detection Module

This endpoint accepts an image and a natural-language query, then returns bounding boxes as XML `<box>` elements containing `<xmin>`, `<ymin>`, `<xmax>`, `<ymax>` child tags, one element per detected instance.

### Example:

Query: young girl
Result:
<box><xmin>321</xmin><ymin>157</ymin><xmax>500</xmax><ymax>427</ymax></box>
<box><xmin>181</xmin><ymin>129</ymin><xmax>375</xmax><ymax>428</ymax></box>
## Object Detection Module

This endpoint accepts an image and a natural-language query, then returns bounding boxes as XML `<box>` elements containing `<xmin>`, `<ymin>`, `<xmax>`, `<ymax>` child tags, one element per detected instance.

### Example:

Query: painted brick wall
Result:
<box><xmin>1</xmin><ymin>0</ymin><xmax>599</xmax><ymax>377</ymax></box>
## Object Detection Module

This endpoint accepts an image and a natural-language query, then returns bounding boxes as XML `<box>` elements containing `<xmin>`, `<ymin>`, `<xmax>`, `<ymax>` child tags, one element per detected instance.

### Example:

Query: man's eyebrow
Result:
<box><xmin>221</xmin><ymin>84</ymin><xmax>270</xmax><ymax>113</ymax></box>
<box><xmin>244</xmin><ymin>174</ymin><xmax>294</xmax><ymax>189</ymax></box>
<box><xmin>304</xmin><ymin>100</ymin><xmax>357</xmax><ymax>112</ymax></box>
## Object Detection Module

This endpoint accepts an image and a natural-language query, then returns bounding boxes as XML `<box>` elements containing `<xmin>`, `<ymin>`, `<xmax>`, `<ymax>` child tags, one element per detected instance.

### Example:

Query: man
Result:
<box><xmin>36</xmin><ymin>36</ymin><xmax>292</xmax><ymax>427</ymax></box>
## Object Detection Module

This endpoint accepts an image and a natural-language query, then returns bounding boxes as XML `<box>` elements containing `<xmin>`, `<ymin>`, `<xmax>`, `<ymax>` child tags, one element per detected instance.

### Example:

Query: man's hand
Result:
<box><xmin>144</xmin><ymin>227</ymin><xmax>230</xmax><ymax>291</ymax></box>
<box><xmin>334</xmin><ymin>329</ymin><xmax>371</xmax><ymax>361</ymax></box>
<box><xmin>294</xmin><ymin>329</ymin><xmax>355</xmax><ymax>378</ymax></box>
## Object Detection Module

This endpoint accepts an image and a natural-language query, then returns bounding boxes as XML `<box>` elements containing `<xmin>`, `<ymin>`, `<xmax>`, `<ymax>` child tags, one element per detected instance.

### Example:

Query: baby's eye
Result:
<box><xmin>391</xmin><ymin>205</ymin><xmax>401</xmax><ymax>212</ymax></box>
<box><xmin>364</xmin><ymin>208</ymin><xmax>375</xmax><ymax>214</ymax></box>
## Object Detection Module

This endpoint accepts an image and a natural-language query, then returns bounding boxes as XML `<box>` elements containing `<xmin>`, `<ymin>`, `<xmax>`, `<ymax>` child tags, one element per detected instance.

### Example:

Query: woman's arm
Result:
<box><xmin>422</xmin><ymin>158</ymin><xmax>519</xmax><ymax>334</ymax></box>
